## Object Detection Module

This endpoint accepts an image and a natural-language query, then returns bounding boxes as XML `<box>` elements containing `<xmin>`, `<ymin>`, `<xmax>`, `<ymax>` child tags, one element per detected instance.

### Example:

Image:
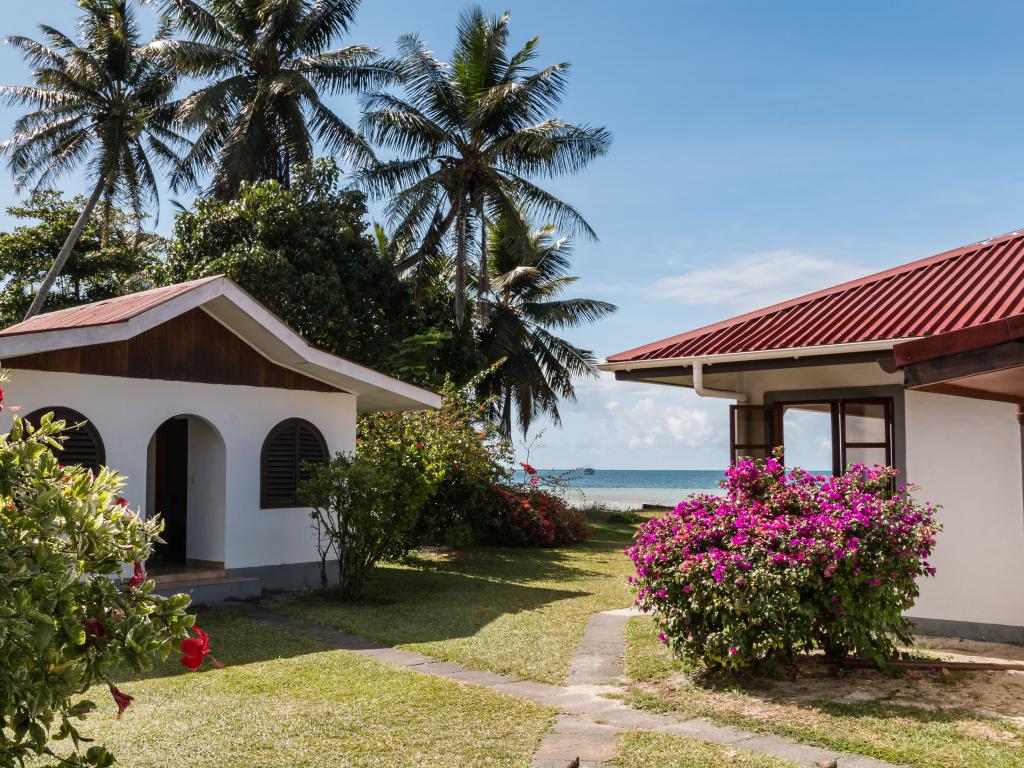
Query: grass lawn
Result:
<box><xmin>52</xmin><ymin>608</ymin><xmax>555</xmax><ymax>768</ymax></box>
<box><xmin>623</xmin><ymin>616</ymin><xmax>1024</xmax><ymax>768</ymax></box>
<box><xmin>611</xmin><ymin>731</ymin><xmax>798</xmax><ymax>768</ymax></box>
<box><xmin>268</xmin><ymin>511</ymin><xmax>643</xmax><ymax>684</ymax></box>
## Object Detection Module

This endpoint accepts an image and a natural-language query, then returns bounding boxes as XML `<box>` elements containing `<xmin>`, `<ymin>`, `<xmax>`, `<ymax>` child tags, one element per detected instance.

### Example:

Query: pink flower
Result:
<box><xmin>109</xmin><ymin>685</ymin><xmax>133</xmax><ymax>717</ymax></box>
<box><xmin>82</xmin><ymin>617</ymin><xmax>107</xmax><ymax>637</ymax></box>
<box><xmin>729</xmin><ymin>646</ymin><xmax>739</xmax><ymax>656</ymax></box>
<box><xmin>125</xmin><ymin>562</ymin><xmax>147</xmax><ymax>589</ymax></box>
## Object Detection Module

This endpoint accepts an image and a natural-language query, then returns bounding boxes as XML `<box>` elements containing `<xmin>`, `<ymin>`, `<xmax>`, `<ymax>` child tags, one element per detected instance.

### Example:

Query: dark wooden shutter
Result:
<box><xmin>261</xmin><ymin>418</ymin><xmax>328</xmax><ymax>508</ymax></box>
<box><xmin>24</xmin><ymin>407</ymin><xmax>105</xmax><ymax>475</ymax></box>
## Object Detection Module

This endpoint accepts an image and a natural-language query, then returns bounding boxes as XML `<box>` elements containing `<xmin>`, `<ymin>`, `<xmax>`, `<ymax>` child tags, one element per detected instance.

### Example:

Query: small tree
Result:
<box><xmin>301</xmin><ymin>450</ymin><xmax>430</xmax><ymax>601</ymax></box>
<box><xmin>0</xmin><ymin>378</ymin><xmax>199</xmax><ymax>767</ymax></box>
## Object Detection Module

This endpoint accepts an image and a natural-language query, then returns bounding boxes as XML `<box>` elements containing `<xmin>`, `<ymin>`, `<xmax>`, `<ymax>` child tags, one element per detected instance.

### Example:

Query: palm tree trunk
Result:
<box><xmin>24</xmin><ymin>178</ymin><xmax>104</xmax><ymax>320</ymax></box>
<box><xmin>476</xmin><ymin>198</ymin><xmax>490</xmax><ymax>322</ymax></box>
<box><xmin>454</xmin><ymin>205</ymin><xmax>467</xmax><ymax>326</ymax></box>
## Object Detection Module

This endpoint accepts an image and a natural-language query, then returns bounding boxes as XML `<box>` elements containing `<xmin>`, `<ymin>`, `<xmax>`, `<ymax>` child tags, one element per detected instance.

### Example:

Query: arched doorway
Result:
<box><xmin>146</xmin><ymin>415</ymin><xmax>226</xmax><ymax>571</ymax></box>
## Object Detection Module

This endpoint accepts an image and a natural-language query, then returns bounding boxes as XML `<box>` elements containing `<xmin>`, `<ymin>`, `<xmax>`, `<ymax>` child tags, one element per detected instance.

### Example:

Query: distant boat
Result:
<box><xmin>582</xmin><ymin>467</ymin><xmax>595</xmax><ymax>475</ymax></box>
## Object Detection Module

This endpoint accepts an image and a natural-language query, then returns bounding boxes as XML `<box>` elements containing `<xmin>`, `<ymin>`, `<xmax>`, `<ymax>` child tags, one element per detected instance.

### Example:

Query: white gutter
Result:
<box><xmin>597</xmin><ymin>338</ymin><xmax>903</xmax><ymax>373</ymax></box>
<box><xmin>693</xmin><ymin>360</ymin><xmax>748</xmax><ymax>402</ymax></box>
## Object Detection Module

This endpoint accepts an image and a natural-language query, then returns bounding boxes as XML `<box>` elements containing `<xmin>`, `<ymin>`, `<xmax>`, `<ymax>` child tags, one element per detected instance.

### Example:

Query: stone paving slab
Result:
<box><xmin>228</xmin><ymin>603</ymin><xmax>903</xmax><ymax>768</ymax></box>
<box><xmin>565</xmin><ymin>612</ymin><xmax>630</xmax><ymax>685</ymax></box>
<box><xmin>735</xmin><ymin>734</ymin><xmax>842</xmax><ymax>767</ymax></box>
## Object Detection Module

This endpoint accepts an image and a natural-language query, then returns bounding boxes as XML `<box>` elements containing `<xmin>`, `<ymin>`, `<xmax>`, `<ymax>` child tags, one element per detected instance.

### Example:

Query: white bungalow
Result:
<box><xmin>602</xmin><ymin>231</ymin><xmax>1024</xmax><ymax>644</ymax></box>
<box><xmin>0</xmin><ymin>276</ymin><xmax>440</xmax><ymax>602</ymax></box>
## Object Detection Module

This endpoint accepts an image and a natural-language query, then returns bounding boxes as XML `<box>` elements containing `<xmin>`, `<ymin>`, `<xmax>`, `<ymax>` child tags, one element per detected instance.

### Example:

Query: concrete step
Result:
<box><xmin>154</xmin><ymin>575</ymin><xmax>262</xmax><ymax>605</ymax></box>
<box><xmin>151</xmin><ymin>568</ymin><xmax>225</xmax><ymax>585</ymax></box>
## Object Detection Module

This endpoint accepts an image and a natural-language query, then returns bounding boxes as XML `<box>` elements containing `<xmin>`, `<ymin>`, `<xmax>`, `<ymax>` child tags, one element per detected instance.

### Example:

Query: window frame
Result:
<box><xmin>260</xmin><ymin>418</ymin><xmax>329</xmax><ymax>509</ymax></box>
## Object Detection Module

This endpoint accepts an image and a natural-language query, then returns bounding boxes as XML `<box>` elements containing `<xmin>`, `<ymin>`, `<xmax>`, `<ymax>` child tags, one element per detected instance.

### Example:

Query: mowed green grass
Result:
<box><xmin>623</xmin><ymin>617</ymin><xmax>1024</xmax><ymax>768</ymax></box>
<box><xmin>52</xmin><ymin>609</ymin><xmax>555</xmax><ymax>768</ymax></box>
<box><xmin>611</xmin><ymin>731</ymin><xmax>798</xmax><ymax>768</ymax></box>
<box><xmin>270</xmin><ymin>512</ymin><xmax>644</xmax><ymax>684</ymax></box>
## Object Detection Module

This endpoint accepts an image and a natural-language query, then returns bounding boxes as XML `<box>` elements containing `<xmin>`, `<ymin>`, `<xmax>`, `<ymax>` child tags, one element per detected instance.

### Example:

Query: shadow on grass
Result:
<box><xmin>278</xmin><ymin>566</ymin><xmax>590</xmax><ymax>645</ymax></box>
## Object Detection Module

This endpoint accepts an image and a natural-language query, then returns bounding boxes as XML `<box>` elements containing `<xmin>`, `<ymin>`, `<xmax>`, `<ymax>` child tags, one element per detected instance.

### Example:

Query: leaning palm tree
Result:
<box><xmin>1</xmin><ymin>0</ymin><xmax>185</xmax><ymax>320</ymax></box>
<box><xmin>145</xmin><ymin>0</ymin><xmax>398</xmax><ymax>198</ymax></box>
<box><xmin>477</xmin><ymin>216</ymin><xmax>616</xmax><ymax>437</ymax></box>
<box><xmin>360</xmin><ymin>6</ymin><xmax>611</xmax><ymax>325</ymax></box>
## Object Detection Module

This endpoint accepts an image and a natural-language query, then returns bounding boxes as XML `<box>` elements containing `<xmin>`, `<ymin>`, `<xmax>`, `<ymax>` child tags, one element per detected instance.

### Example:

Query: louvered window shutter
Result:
<box><xmin>24</xmin><ymin>407</ymin><xmax>105</xmax><ymax>475</ymax></box>
<box><xmin>261</xmin><ymin>419</ymin><xmax>328</xmax><ymax>508</ymax></box>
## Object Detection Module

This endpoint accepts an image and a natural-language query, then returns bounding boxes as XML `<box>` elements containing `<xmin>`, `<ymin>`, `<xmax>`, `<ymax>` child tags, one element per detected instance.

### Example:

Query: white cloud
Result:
<box><xmin>648</xmin><ymin>249</ymin><xmax>865</xmax><ymax>311</ymax></box>
<box><xmin>520</xmin><ymin>372</ymin><xmax>730</xmax><ymax>469</ymax></box>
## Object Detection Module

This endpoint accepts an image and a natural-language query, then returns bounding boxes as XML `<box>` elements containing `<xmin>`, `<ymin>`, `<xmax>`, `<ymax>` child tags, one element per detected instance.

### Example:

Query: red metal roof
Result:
<box><xmin>608</xmin><ymin>231</ymin><xmax>1024</xmax><ymax>363</ymax></box>
<box><xmin>0</xmin><ymin>277</ymin><xmax>221</xmax><ymax>336</ymax></box>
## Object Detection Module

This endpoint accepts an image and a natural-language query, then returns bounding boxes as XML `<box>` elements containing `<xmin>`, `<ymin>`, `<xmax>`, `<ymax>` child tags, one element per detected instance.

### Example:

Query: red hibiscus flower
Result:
<box><xmin>82</xmin><ymin>617</ymin><xmax>107</xmax><ymax>637</ymax></box>
<box><xmin>416</xmin><ymin>442</ymin><xmax>423</xmax><ymax>450</ymax></box>
<box><xmin>178</xmin><ymin>625</ymin><xmax>212</xmax><ymax>670</ymax></box>
<box><xmin>0</xmin><ymin>388</ymin><xmax>5</xmax><ymax>412</ymax></box>
<box><xmin>520</xmin><ymin>462</ymin><xmax>537</xmax><ymax>476</ymax></box>
<box><xmin>109</xmin><ymin>685</ymin><xmax>133</xmax><ymax>717</ymax></box>
<box><xmin>114</xmin><ymin>496</ymin><xmax>130</xmax><ymax>507</ymax></box>
<box><xmin>125</xmin><ymin>562</ymin><xmax>147</xmax><ymax>589</ymax></box>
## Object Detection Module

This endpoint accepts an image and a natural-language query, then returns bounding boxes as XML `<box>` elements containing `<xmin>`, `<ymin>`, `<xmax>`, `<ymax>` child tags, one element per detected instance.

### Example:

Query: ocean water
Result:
<box><xmin>514</xmin><ymin>468</ymin><xmax>727</xmax><ymax>510</ymax></box>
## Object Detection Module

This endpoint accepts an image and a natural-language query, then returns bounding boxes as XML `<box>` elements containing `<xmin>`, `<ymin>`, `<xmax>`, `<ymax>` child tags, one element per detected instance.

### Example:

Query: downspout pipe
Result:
<box><xmin>692</xmin><ymin>360</ymin><xmax>748</xmax><ymax>402</ymax></box>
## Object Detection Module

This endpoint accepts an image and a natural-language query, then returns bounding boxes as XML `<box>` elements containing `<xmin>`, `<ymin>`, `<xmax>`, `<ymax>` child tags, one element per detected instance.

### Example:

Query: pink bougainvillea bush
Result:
<box><xmin>627</xmin><ymin>452</ymin><xmax>940</xmax><ymax>671</ymax></box>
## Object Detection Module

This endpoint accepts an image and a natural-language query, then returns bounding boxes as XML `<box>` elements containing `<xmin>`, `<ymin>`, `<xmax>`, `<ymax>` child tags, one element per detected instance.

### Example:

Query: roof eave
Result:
<box><xmin>598</xmin><ymin>338</ymin><xmax>905</xmax><ymax>372</ymax></box>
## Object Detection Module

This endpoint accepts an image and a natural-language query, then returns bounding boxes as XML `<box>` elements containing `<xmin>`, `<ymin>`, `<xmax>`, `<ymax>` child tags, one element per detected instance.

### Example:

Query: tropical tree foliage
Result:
<box><xmin>0</xmin><ymin>0</ymin><xmax>184</xmax><ymax>319</ymax></box>
<box><xmin>156</xmin><ymin>160</ymin><xmax>480</xmax><ymax>387</ymax></box>
<box><xmin>360</xmin><ymin>5</ymin><xmax>611</xmax><ymax>324</ymax></box>
<box><xmin>477</xmin><ymin>217</ymin><xmax>615</xmax><ymax>436</ymax></box>
<box><xmin>0</xmin><ymin>191</ymin><xmax>161</xmax><ymax>327</ymax></box>
<box><xmin>145</xmin><ymin>0</ymin><xmax>398</xmax><ymax>198</ymax></box>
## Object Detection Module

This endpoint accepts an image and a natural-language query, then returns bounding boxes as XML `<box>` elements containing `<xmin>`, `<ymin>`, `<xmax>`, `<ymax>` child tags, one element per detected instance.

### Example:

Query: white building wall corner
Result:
<box><xmin>904</xmin><ymin>390</ymin><xmax>1024</xmax><ymax>632</ymax></box>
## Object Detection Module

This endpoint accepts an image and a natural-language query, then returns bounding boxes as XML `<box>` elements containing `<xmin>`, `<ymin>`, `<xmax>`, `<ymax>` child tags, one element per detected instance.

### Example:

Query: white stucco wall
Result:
<box><xmin>904</xmin><ymin>390</ymin><xmax>1024</xmax><ymax>628</ymax></box>
<box><xmin>1</xmin><ymin>369</ymin><xmax>356</xmax><ymax>570</ymax></box>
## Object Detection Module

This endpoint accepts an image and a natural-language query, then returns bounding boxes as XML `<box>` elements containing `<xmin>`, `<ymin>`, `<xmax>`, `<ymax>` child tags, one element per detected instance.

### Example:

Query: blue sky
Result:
<box><xmin>3</xmin><ymin>1</ymin><xmax>1024</xmax><ymax>469</ymax></box>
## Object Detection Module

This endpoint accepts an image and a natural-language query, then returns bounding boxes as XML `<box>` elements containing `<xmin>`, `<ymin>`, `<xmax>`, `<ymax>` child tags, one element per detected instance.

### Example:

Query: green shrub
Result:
<box><xmin>359</xmin><ymin>384</ymin><xmax>511</xmax><ymax>548</ymax></box>
<box><xmin>0</xmin><ymin>382</ymin><xmax>196</xmax><ymax>767</ymax></box>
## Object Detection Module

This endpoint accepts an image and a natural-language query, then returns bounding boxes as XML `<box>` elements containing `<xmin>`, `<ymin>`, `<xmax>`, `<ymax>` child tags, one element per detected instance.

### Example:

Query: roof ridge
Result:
<box><xmin>607</xmin><ymin>230</ymin><xmax>1024</xmax><ymax>362</ymax></box>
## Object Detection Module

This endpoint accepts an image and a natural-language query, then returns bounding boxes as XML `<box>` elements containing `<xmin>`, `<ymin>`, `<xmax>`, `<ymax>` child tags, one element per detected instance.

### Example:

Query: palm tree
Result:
<box><xmin>145</xmin><ymin>0</ymin><xmax>398</xmax><ymax>198</ymax></box>
<box><xmin>360</xmin><ymin>6</ymin><xmax>611</xmax><ymax>325</ymax></box>
<box><xmin>477</xmin><ymin>217</ymin><xmax>616</xmax><ymax>437</ymax></box>
<box><xmin>1</xmin><ymin>0</ymin><xmax>185</xmax><ymax>320</ymax></box>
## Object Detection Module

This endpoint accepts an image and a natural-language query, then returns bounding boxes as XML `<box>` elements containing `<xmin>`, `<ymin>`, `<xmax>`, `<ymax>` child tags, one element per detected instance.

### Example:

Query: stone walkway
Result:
<box><xmin>225</xmin><ymin>603</ymin><xmax>903</xmax><ymax>768</ymax></box>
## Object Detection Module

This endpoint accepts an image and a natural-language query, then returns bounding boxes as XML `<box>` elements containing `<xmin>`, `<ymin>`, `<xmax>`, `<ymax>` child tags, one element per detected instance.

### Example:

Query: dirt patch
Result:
<box><xmin>646</xmin><ymin>636</ymin><xmax>1024</xmax><ymax>725</ymax></box>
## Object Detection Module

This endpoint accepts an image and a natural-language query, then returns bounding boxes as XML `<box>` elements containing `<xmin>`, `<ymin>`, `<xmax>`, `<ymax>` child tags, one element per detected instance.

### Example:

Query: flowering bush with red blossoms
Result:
<box><xmin>627</xmin><ymin>451</ymin><xmax>940</xmax><ymax>671</ymax></box>
<box><xmin>0</xmin><ymin>372</ymin><xmax>212</xmax><ymax>768</ymax></box>
<box><xmin>481</xmin><ymin>463</ymin><xmax>592</xmax><ymax>547</ymax></box>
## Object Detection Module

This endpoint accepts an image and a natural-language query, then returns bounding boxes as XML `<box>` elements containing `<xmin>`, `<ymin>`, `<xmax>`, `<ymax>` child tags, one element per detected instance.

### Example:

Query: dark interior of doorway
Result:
<box><xmin>151</xmin><ymin>417</ymin><xmax>188</xmax><ymax>567</ymax></box>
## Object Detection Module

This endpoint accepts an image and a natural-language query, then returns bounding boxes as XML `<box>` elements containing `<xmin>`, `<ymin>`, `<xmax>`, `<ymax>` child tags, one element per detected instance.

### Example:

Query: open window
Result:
<box><xmin>729</xmin><ymin>397</ymin><xmax>895</xmax><ymax>474</ymax></box>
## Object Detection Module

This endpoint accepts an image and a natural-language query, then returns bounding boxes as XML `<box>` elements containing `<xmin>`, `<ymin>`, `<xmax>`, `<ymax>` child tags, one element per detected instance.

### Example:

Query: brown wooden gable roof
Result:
<box><xmin>11</xmin><ymin>308</ymin><xmax>338</xmax><ymax>392</ymax></box>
